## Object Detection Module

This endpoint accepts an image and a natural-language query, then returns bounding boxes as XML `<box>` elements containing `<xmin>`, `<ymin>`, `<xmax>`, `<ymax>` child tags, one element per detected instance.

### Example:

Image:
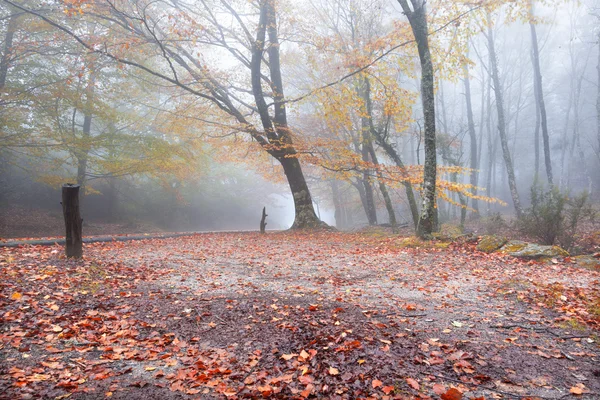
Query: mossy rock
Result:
<box><xmin>501</xmin><ymin>240</ymin><xmax>569</xmax><ymax>259</ymax></box>
<box><xmin>476</xmin><ymin>235</ymin><xmax>508</xmax><ymax>253</ymax></box>
<box><xmin>571</xmin><ymin>255</ymin><xmax>600</xmax><ymax>271</ymax></box>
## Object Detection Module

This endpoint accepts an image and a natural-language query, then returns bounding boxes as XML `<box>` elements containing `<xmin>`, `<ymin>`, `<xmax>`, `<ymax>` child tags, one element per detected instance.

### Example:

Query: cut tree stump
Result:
<box><xmin>62</xmin><ymin>184</ymin><xmax>83</xmax><ymax>258</ymax></box>
<box><xmin>260</xmin><ymin>207</ymin><xmax>267</xmax><ymax>234</ymax></box>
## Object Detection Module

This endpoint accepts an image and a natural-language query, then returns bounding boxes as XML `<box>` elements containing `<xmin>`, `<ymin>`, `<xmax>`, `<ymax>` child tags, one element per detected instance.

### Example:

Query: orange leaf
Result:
<box><xmin>570</xmin><ymin>386</ymin><xmax>583</xmax><ymax>395</ymax></box>
<box><xmin>11</xmin><ymin>292</ymin><xmax>22</xmax><ymax>300</ymax></box>
<box><xmin>372</xmin><ymin>379</ymin><xmax>383</xmax><ymax>389</ymax></box>
<box><xmin>382</xmin><ymin>385</ymin><xmax>395</xmax><ymax>395</ymax></box>
<box><xmin>441</xmin><ymin>388</ymin><xmax>463</xmax><ymax>400</ymax></box>
<box><xmin>328</xmin><ymin>367</ymin><xmax>339</xmax><ymax>376</ymax></box>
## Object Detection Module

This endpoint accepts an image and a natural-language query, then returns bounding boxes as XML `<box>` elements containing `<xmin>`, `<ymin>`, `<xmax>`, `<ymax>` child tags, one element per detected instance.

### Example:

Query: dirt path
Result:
<box><xmin>1</xmin><ymin>232</ymin><xmax>598</xmax><ymax>399</ymax></box>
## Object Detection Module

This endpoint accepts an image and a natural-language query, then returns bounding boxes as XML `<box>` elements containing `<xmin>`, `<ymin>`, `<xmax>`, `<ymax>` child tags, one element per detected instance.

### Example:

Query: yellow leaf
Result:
<box><xmin>11</xmin><ymin>292</ymin><xmax>22</xmax><ymax>300</ymax></box>
<box><xmin>328</xmin><ymin>367</ymin><xmax>339</xmax><ymax>375</ymax></box>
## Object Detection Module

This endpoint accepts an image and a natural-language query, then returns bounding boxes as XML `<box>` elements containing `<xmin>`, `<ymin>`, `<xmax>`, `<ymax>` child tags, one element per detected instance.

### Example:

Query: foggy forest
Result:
<box><xmin>1</xmin><ymin>0</ymin><xmax>600</xmax><ymax>399</ymax></box>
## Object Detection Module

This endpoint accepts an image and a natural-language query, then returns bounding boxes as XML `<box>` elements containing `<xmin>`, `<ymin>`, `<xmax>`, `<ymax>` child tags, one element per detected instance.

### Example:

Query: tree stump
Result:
<box><xmin>62</xmin><ymin>184</ymin><xmax>83</xmax><ymax>258</ymax></box>
<box><xmin>260</xmin><ymin>207</ymin><xmax>267</xmax><ymax>234</ymax></box>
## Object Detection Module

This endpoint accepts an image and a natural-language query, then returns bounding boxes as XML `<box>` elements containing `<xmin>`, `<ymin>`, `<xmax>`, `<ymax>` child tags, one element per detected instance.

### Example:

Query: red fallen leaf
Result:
<box><xmin>406</xmin><ymin>377</ymin><xmax>419</xmax><ymax>390</ymax></box>
<box><xmin>406</xmin><ymin>304</ymin><xmax>417</xmax><ymax>311</ymax></box>
<box><xmin>382</xmin><ymin>385</ymin><xmax>395</xmax><ymax>394</ymax></box>
<box><xmin>441</xmin><ymin>388</ymin><xmax>463</xmax><ymax>400</ymax></box>
<box><xmin>372</xmin><ymin>379</ymin><xmax>383</xmax><ymax>388</ymax></box>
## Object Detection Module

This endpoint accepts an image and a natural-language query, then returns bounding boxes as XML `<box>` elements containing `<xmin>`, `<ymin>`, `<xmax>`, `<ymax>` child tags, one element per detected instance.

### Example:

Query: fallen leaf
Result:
<box><xmin>441</xmin><ymin>387</ymin><xmax>463</xmax><ymax>400</ymax></box>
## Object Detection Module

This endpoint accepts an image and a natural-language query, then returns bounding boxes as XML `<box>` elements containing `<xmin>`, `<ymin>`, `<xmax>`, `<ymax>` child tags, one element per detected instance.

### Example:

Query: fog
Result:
<box><xmin>0</xmin><ymin>0</ymin><xmax>598</xmax><ymax>237</ymax></box>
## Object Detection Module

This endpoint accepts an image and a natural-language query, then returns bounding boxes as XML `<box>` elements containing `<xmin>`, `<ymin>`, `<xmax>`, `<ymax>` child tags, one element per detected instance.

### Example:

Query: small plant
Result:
<box><xmin>518</xmin><ymin>183</ymin><xmax>594</xmax><ymax>250</ymax></box>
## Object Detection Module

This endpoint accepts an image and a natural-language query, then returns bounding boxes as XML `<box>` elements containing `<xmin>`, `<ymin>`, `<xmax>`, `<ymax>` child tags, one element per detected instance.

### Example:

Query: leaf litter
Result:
<box><xmin>1</xmin><ymin>231</ymin><xmax>599</xmax><ymax>399</ymax></box>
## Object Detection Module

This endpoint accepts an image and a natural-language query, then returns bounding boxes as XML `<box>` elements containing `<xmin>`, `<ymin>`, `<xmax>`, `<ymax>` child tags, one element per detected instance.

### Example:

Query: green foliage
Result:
<box><xmin>518</xmin><ymin>183</ymin><xmax>594</xmax><ymax>249</ymax></box>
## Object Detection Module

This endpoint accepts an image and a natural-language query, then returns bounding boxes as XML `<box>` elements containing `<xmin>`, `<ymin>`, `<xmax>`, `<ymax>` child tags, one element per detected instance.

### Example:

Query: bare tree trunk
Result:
<box><xmin>62</xmin><ymin>184</ymin><xmax>83</xmax><ymax>258</ymax></box>
<box><xmin>529</xmin><ymin>1</ymin><xmax>552</xmax><ymax>184</ymax></box>
<box><xmin>463</xmin><ymin>55</ymin><xmax>479</xmax><ymax>214</ymax></box>
<box><xmin>486</xmin><ymin>12</ymin><xmax>523</xmax><ymax>218</ymax></box>
<box><xmin>398</xmin><ymin>0</ymin><xmax>437</xmax><ymax>237</ymax></box>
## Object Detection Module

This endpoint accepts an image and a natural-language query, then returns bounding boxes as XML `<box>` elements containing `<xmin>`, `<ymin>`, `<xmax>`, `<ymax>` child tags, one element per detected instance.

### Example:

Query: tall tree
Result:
<box><xmin>462</xmin><ymin>52</ymin><xmax>479</xmax><ymax>214</ymax></box>
<box><xmin>484</xmin><ymin>10</ymin><xmax>522</xmax><ymax>218</ymax></box>
<box><xmin>397</xmin><ymin>0</ymin><xmax>437</xmax><ymax>237</ymax></box>
<box><xmin>528</xmin><ymin>0</ymin><xmax>552</xmax><ymax>184</ymax></box>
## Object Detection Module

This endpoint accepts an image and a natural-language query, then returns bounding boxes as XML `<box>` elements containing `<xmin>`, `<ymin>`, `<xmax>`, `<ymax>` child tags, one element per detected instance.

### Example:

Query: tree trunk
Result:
<box><xmin>251</xmin><ymin>0</ymin><xmax>322</xmax><ymax>229</ymax></box>
<box><xmin>62</xmin><ymin>184</ymin><xmax>83</xmax><ymax>258</ymax></box>
<box><xmin>260</xmin><ymin>206</ymin><xmax>267</xmax><ymax>233</ymax></box>
<box><xmin>361</xmin><ymin>143</ymin><xmax>378</xmax><ymax>225</ymax></box>
<box><xmin>486</xmin><ymin>12</ymin><xmax>523</xmax><ymax>218</ymax></box>
<box><xmin>279</xmin><ymin>156</ymin><xmax>321</xmax><ymax>228</ymax></box>
<box><xmin>463</xmin><ymin>54</ymin><xmax>479</xmax><ymax>214</ymax></box>
<box><xmin>398</xmin><ymin>0</ymin><xmax>437</xmax><ymax>237</ymax></box>
<box><xmin>529</xmin><ymin>1</ymin><xmax>552</xmax><ymax>184</ymax></box>
<box><xmin>330</xmin><ymin>180</ymin><xmax>346</xmax><ymax>229</ymax></box>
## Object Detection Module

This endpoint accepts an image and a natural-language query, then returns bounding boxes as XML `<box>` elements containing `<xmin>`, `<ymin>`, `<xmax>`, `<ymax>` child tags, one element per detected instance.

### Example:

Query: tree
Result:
<box><xmin>397</xmin><ymin>0</ymin><xmax>437</xmax><ymax>237</ymax></box>
<box><xmin>5</xmin><ymin>0</ymin><xmax>324</xmax><ymax>229</ymax></box>
<box><xmin>462</xmin><ymin>50</ymin><xmax>479</xmax><ymax>214</ymax></box>
<box><xmin>484</xmin><ymin>9</ymin><xmax>523</xmax><ymax>218</ymax></box>
<box><xmin>528</xmin><ymin>0</ymin><xmax>552</xmax><ymax>185</ymax></box>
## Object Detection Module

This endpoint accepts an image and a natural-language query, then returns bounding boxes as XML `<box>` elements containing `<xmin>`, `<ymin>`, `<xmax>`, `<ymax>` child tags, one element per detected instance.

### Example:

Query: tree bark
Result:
<box><xmin>486</xmin><ymin>11</ymin><xmax>523</xmax><ymax>218</ymax></box>
<box><xmin>529</xmin><ymin>1</ymin><xmax>552</xmax><ymax>184</ymax></box>
<box><xmin>462</xmin><ymin>54</ymin><xmax>479</xmax><ymax>214</ymax></box>
<box><xmin>62</xmin><ymin>184</ymin><xmax>83</xmax><ymax>258</ymax></box>
<box><xmin>397</xmin><ymin>0</ymin><xmax>437</xmax><ymax>237</ymax></box>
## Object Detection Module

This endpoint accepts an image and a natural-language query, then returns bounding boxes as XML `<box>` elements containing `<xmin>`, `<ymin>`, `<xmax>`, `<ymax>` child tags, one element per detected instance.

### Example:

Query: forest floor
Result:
<box><xmin>1</xmin><ymin>231</ymin><xmax>599</xmax><ymax>400</ymax></box>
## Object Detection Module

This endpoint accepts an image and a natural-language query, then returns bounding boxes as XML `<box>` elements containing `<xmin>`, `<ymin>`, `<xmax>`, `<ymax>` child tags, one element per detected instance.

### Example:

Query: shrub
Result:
<box><xmin>518</xmin><ymin>183</ymin><xmax>593</xmax><ymax>249</ymax></box>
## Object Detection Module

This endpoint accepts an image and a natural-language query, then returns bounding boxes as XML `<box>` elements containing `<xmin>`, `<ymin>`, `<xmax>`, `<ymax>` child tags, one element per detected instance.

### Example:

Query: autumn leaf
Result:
<box><xmin>10</xmin><ymin>292</ymin><xmax>22</xmax><ymax>300</ymax></box>
<box><xmin>281</xmin><ymin>353</ymin><xmax>297</xmax><ymax>360</ymax></box>
<box><xmin>328</xmin><ymin>367</ymin><xmax>339</xmax><ymax>375</ymax></box>
<box><xmin>372</xmin><ymin>379</ymin><xmax>383</xmax><ymax>389</ymax></box>
<box><xmin>382</xmin><ymin>385</ymin><xmax>395</xmax><ymax>395</ymax></box>
<box><xmin>406</xmin><ymin>377</ymin><xmax>419</xmax><ymax>390</ymax></box>
<box><xmin>433</xmin><ymin>383</ymin><xmax>447</xmax><ymax>395</ymax></box>
<box><xmin>441</xmin><ymin>387</ymin><xmax>463</xmax><ymax>400</ymax></box>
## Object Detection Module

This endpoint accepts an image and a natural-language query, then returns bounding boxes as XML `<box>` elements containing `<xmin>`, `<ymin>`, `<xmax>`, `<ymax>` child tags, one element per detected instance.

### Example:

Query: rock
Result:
<box><xmin>500</xmin><ymin>240</ymin><xmax>569</xmax><ymax>259</ymax></box>
<box><xmin>571</xmin><ymin>255</ymin><xmax>600</xmax><ymax>271</ymax></box>
<box><xmin>476</xmin><ymin>235</ymin><xmax>508</xmax><ymax>253</ymax></box>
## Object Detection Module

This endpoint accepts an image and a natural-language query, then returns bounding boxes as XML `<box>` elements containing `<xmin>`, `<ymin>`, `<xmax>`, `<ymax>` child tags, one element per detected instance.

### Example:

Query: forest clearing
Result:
<box><xmin>1</xmin><ymin>231</ymin><xmax>599</xmax><ymax>399</ymax></box>
<box><xmin>1</xmin><ymin>0</ymin><xmax>600</xmax><ymax>398</ymax></box>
